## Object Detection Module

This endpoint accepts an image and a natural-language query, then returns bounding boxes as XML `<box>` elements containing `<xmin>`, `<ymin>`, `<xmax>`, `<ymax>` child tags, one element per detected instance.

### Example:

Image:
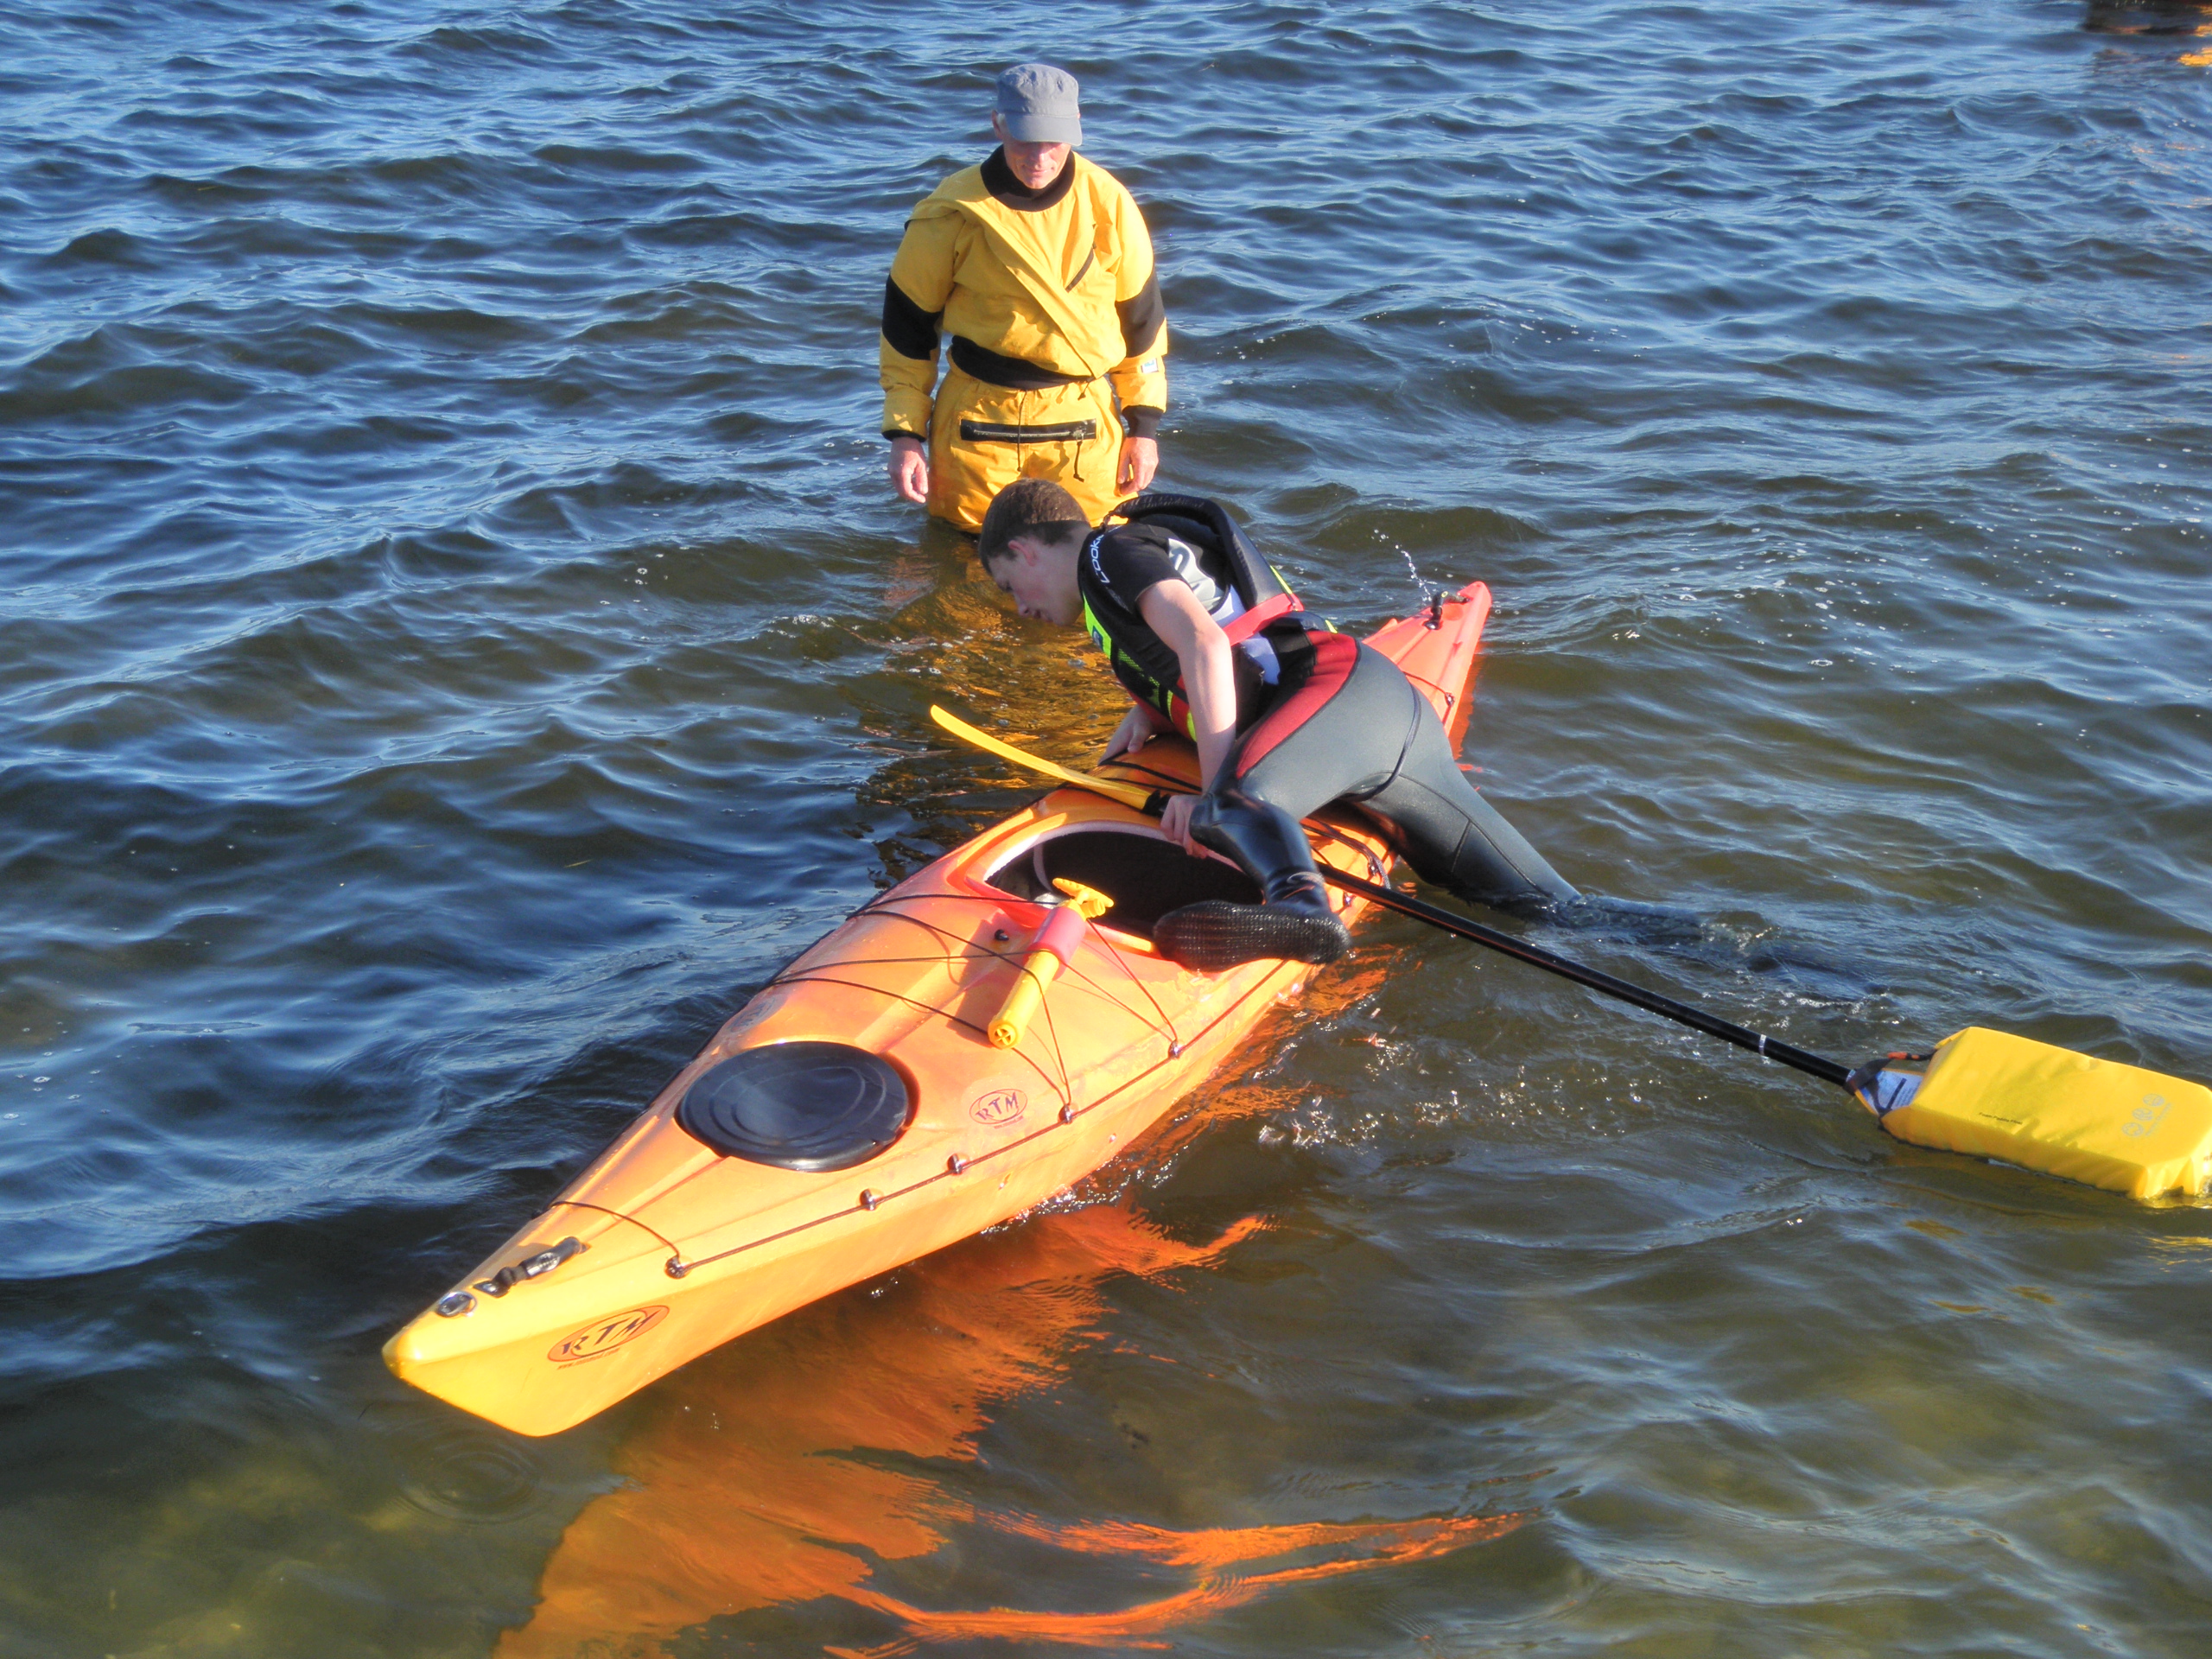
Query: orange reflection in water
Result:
<box><xmin>832</xmin><ymin>1510</ymin><xmax>1524</xmax><ymax>1658</ymax></box>
<box><xmin>499</xmin><ymin>1198</ymin><xmax>1521</xmax><ymax>1658</ymax></box>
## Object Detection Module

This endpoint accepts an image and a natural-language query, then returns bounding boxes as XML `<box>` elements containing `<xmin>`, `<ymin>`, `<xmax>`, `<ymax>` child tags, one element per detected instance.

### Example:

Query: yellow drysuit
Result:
<box><xmin>880</xmin><ymin>149</ymin><xmax>1168</xmax><ymax>531</ymax></box>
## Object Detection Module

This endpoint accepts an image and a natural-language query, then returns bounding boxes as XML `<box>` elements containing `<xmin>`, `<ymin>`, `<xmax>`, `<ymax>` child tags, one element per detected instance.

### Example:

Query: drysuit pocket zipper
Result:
<box><xmin>959</xmin><ymin>419</ymin><xmax>1099</xmax><ymax>444</ymax></box>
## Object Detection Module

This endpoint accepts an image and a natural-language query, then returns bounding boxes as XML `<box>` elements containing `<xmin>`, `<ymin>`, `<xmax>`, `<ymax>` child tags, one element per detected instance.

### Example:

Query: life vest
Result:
<box><xmin>1076</xmin><ymin>493</ymin><xmax>1315</xmax><ymax>733</ymax></box>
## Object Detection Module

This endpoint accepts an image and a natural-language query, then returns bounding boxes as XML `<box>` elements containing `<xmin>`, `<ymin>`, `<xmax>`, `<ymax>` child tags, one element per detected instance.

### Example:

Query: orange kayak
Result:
<box><xmin>385</xmin><ymin>582</ymin><xmax>1494</xmax><ymax>1436</ymax></box>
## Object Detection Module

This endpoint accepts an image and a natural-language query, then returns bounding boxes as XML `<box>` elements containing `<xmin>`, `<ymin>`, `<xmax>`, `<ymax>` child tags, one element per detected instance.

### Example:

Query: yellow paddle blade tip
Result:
<box><xmin>925</xmin><ymin>704</ymin><xmax>1157</xmax><ymax>812</ymax></box>
<box><xmin>1876</xmin><ymin>1027</ymin><xmax>2212</xmax><ymax>1200</ymax></box>
<box><xmin>1052</xmin><ymin>878</ymin><xmax>1115</xmax><ymax>918</ymax></box>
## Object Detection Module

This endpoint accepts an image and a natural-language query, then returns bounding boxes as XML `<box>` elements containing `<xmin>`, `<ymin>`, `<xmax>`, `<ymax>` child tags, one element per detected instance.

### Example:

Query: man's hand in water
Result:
<box><xmin>1116</xmin><ymin>435</ymin><xmax>1158</xmax><ymax>496</ymax></box>
<box><xmin>887</xmin><ymin>436</ymin><xmax>930</xmax><ymax>504</ymax></box>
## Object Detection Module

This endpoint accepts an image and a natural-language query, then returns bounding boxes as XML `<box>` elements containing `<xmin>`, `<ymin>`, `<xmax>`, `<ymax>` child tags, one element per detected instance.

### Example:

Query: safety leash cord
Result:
<box><xmin>779</xmin><ymin>897</ymin><xmax>1077</xmax><ymax>1106</ymax></box>
<box><xmin>638</xmin><ymin>899</ymin><xmax>1084</xmax><ymax>1233</ymax></box>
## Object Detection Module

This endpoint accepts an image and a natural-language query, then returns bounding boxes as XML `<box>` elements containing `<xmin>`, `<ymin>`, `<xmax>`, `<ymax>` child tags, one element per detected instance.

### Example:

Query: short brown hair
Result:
<box><xmin>976</xmin><ymin>478</ymin><xmax>1090</xmax><ymax>569</ymax></box>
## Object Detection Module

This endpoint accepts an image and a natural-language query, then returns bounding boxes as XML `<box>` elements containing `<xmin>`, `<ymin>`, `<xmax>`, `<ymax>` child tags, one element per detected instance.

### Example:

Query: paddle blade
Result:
<box><xmin>1863</xmin><ymin>1027</ymin><xmax>2212</xmax><ymax>1199</ymax></box>
<box><xmin>927</xmin><ymin>705</ymin><xmax>1155</xmax><ymax>812</ymax></box>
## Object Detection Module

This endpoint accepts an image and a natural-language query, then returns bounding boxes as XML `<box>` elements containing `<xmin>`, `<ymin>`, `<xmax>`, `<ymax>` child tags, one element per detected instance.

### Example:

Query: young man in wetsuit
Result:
<box><xmin>975</xmin><ymin>479</ymin><xmax>1579</xmax><ymax>970</ymax></box>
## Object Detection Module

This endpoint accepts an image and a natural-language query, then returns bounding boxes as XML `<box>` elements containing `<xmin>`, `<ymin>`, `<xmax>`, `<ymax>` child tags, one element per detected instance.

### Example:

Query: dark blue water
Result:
<box><xmin>5</xmin><ymin>2</ymin><xmax>2211</xmax><ymax>1654</ymax></box>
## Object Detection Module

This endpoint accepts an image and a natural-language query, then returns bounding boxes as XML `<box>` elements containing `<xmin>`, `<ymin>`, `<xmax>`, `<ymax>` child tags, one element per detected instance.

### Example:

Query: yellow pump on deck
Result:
<box><xmin>988</xmin><ymin>880</ymin><xmax>1114</xmax><ymax>1051</ymax></box>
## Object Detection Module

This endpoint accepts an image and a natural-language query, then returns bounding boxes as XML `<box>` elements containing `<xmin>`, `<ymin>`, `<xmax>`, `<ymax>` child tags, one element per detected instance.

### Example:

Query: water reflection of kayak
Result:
<box><xmin>385</xmin><ymin>583</ymin><xmax>1497</xmax><ymax>1438</ymax></box>
<box><xmin>490</xmin><ymin>1198</ymin><xmax>1525</xmax><ymax>1659</ymax></box>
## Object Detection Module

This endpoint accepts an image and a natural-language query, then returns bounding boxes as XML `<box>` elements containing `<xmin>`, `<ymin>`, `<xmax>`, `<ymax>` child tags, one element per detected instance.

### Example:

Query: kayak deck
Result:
<box><xmin>385</xmin><ymin>584</ymin><xmax>1492</xmax><ymax>1436</ymax></box>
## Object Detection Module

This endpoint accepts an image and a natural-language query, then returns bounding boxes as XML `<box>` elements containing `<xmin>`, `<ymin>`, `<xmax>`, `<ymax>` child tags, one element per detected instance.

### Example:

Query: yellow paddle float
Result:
<box><xmin>1862</xmin><ymin>1027</ymin><xmax>2212</xmax><ymax>1199</ymax></box>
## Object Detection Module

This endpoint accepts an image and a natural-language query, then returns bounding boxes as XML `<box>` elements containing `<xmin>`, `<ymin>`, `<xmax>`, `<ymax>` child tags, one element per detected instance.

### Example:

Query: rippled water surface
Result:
<box><xmin>6</xmin><ymin>1</ymin><xmax>2212</xmax><ymax>1654</ymax></box>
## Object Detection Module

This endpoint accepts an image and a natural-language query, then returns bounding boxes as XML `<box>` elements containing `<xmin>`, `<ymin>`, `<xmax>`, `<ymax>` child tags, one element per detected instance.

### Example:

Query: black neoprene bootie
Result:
<box><xmin>1154</xmin><ymin>871</ymin><xmax>1351</xmax><ymax>973</ymax></box>
<box><xmin>1154</xmin><ymin>788</ymin><xmax>1352</xmax><ymax>972</ymax></box>
<box><xmin>1159</xmin><ymin>871</ymin><xmax>1344</xmax><ymax>973</ymax></box>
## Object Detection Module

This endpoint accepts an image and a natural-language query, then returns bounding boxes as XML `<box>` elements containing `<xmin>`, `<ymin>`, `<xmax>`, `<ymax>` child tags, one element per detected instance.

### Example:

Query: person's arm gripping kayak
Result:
<box><xmin>1134</xmin><ymin>579</ymin><xmax>1235</xmax><ymax>855</ymax></box>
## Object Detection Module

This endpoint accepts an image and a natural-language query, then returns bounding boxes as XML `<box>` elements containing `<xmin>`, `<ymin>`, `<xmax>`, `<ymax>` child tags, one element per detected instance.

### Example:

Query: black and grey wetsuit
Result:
<box><xmin>1078</xmin><ymin>495</ymin><xmax>1575</xmax><ymax>913</ymax></box>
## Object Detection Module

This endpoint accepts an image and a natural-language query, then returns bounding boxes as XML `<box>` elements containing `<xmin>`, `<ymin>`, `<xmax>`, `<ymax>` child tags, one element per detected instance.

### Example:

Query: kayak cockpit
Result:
<box><xmin>982</xmin><ymin>824</ymin><xmax>1260</xmax><ymax>940</ymax></box>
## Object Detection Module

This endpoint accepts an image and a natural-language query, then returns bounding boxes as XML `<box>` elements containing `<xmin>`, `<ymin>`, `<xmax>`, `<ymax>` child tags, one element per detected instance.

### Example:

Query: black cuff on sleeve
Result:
<box><xmin>1122</xmin><ymin>405</ymin><xmax>1162</xmax><ymax>439</ymax></box>
<box><xmin>884</xmin><ymin>429</ymin><xmax>924</xmax><ymax>443</ymax></box>
<box><xmin>881</xmin><ymin>277</ymin><xmax>944</xmax><ymax>361</ymax></box>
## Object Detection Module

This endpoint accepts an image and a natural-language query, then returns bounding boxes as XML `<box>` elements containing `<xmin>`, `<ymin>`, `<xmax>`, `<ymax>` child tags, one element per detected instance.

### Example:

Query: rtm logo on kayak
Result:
<box><xmin>548</xmin><ymin>1306</ymin><xmax>669</xmax><ymax>1365</ymax></box>
<box><xmin>969</xmin><ymin>1088</ymin><xmax>1026</xmax><ymax>1126</ymax></box>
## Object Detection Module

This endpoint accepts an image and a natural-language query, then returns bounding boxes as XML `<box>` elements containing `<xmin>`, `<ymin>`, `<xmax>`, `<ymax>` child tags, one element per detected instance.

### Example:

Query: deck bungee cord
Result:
<box><xmin>646</xmin><ymin>881</ymin><xmax>1289</xmax><ymax>1281</ymax></box>
<box><xmin>656</xmin><ymin>969</ymin><xmax>1294</xmax><ymax>1280</ymax></box>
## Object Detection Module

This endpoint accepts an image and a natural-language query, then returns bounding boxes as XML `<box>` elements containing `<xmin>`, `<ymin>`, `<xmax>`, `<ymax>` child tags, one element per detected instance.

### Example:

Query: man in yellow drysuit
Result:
<box><xmin>879</xmin><ymin>62</ymin><xmax>1167</xmax><ymax>533</ymax></box>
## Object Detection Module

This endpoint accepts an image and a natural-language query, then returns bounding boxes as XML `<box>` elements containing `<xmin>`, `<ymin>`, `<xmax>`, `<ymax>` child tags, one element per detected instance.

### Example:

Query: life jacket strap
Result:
<box><xmin>1219</xmin><ymin>590</ymin><xmax>1301</xmax><ymax>644</ymax></box>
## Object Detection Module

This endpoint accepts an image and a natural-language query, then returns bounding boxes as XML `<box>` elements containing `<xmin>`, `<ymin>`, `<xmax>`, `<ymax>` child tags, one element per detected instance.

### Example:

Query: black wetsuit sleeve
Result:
<box><xmin>1121</xmin><ymin>405</ymin><xmax>1161</xmax><ymax>438</ymax></box>
<box><xmin>880</xmin><ymin>276</ymin><xmax>943</xmax><ymax>361</ymax></box>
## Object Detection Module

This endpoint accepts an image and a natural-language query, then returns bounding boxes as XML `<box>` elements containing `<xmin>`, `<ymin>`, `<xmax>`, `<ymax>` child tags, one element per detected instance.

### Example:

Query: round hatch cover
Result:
<box><xmin>676</xmin><ymin>1042</ymin><xmax>912</xmax><ymax>1172</ymax></box>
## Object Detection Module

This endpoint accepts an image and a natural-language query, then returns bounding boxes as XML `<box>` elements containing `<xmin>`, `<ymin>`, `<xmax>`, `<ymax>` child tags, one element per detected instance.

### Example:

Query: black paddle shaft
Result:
<box><xmin>1323</xmin><ymin>870</ymin><xmax>1855</xmax><ymax>1090</ymax></box>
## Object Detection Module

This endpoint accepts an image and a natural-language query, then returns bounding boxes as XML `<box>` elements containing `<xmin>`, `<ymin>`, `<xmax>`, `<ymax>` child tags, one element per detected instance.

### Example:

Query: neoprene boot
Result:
<box><xmin>1153</xmin><ymin>792</ymin><xmax>1352</xmax><ymax>973</ymax></box>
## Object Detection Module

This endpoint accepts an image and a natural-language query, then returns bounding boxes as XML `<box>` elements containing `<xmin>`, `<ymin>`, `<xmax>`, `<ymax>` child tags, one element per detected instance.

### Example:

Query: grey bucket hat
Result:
<box><xmin>995</xmin><ymin>62</ymin><xmax>1082</xmax><ymax>146</ymax></box>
